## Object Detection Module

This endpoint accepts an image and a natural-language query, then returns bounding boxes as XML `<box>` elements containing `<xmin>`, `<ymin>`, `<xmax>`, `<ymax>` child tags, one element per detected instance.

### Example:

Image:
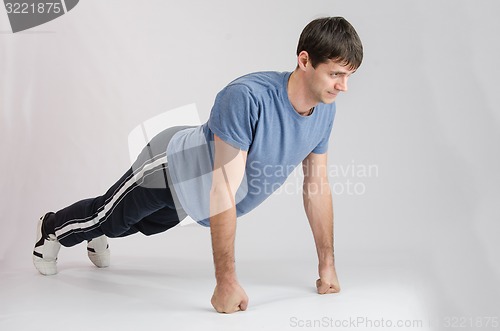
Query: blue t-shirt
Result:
<box><xmin>166</xmin><ymin>71</ymin><xmax>335</xmax><ymax>226</ymax></box>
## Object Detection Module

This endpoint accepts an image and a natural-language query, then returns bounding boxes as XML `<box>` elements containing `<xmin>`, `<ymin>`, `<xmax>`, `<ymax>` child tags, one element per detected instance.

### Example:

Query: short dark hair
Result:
<box><xmin>297</xmin><ymin>17</ymin><xmax>363</xmax><ymax>70</ymax></box>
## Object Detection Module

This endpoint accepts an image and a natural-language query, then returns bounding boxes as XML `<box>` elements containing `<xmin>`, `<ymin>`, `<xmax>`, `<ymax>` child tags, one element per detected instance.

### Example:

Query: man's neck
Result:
<box><xmin>287</xmin><ymin>69</ymin><xmax>317</xmax><ymax>116</ymax></box>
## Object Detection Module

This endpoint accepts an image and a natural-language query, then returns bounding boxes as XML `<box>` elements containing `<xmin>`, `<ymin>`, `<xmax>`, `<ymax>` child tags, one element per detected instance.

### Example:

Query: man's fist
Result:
<box><xmin>211</xmin><ymin>281</ymin><xmax>249</xmax><ymax>313</ymax></box>
<box><xmin>316</xmin><ymin>265</ymin><xmax>341</xmax><ymax>294</ymax></box>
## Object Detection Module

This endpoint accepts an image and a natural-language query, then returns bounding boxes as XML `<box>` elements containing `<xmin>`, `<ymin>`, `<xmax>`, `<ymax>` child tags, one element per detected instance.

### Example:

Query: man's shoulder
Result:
<box><xmin>226</xmin><ymin>71</ymin><xmax>289</xmax><ymax>93</ymax></box>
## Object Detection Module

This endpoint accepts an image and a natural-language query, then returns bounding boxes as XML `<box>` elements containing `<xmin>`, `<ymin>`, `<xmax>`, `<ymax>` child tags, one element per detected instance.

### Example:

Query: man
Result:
<box><xmin>33</xmin><ymin>16</ymin><xmax>363</xmax><ymax>313</ymax></box>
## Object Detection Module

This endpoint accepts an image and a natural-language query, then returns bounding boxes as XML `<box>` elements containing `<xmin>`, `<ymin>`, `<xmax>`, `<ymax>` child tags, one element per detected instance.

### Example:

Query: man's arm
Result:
<box><xmin>209</xmin><ymin>134</ymin><xmax>249</xmax><ymax>313</ymax></box>
<box><xmin>302</xmin><ymin>152</ymin><xmax>340</xmax><ymax>294</ymax></box>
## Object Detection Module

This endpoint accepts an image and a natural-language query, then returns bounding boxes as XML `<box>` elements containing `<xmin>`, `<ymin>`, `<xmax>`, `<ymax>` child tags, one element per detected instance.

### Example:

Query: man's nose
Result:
<box><xmin>335</xmin><ymin>76</ymin><xmax>348</xmax><ymax>92</ymax></box>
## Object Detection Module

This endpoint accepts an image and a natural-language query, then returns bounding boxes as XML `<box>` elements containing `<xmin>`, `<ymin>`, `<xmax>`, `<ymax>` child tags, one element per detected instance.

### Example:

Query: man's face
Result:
<box><xmin>305</xmin><ymin>59</ymin><xmax>356</xmax><ymax>104</ymax></box>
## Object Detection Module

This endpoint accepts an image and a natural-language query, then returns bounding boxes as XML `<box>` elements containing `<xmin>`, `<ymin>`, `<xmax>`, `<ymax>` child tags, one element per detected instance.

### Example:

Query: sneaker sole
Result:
<box><xmin>88</xmin><ymin>249</ymin><xmax>110</xmax><ymax>268</ymax></box>
<box><xmin>33</xmin><ymin>256</ymin><xmax>58</xmax><ymax>275</ymax></box>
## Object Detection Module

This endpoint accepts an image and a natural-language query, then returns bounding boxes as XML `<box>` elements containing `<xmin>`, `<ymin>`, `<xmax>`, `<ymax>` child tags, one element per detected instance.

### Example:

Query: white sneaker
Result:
<box><xmin>33</xmin><ymin>213</ymin><xmax>61</xmax><ymax>276</ymax></box>
<box><xmin>87</xmin><ymin>235</ymin><xmax>110</xmax><ymax>268</ymax></box>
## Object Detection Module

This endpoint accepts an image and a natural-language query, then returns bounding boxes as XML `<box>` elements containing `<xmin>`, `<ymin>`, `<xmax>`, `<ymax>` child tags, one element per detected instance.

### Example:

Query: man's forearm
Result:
<box><xmin>210</xmin><ymin>190</ymin><xmax>238</xmax><ymax>284</ymax></box>
<box><xmin>303</xmin><ymin>180</ymin><xmax>335</xmax><ymax>267</ymax></box>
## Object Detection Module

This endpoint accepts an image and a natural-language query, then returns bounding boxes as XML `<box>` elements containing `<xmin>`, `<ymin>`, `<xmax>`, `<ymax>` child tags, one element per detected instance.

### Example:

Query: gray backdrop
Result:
<box><xmin>1</xmin><ymin>0</ymin><xmax>499</xmax><ymax>323</ymax></box>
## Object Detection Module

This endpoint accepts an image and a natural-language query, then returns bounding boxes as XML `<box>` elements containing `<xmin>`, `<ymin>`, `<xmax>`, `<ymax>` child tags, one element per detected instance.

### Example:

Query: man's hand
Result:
<box><xmin>316</xmin><ymin>264</ymin><xmax>341</xmax><ymax>294</ymax></box>
<box><xmin>211</xmin><ymin>281</ymin><xmax>249</xmax><ymax>313</ymax></box>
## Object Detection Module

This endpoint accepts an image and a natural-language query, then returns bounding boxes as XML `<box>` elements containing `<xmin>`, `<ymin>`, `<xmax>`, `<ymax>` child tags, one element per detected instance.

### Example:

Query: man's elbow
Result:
<box><xmin>210</xmin><ymin>184</ymin><xmax>236</xmax><ymax>216</ymax></box>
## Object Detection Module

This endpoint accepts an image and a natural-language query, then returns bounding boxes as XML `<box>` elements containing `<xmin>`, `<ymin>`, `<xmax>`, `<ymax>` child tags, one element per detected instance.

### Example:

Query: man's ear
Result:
<box><xmin>297</xmin><ymin>50</ymin><xmax>310</xmax><ymax>71</ymax></box>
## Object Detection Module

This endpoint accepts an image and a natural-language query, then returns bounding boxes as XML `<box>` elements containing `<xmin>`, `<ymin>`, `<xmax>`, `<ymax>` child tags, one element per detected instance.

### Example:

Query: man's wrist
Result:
<box><xmin>317</xmin><ymin>248</ymin><xmax>335</xmax><ymax>265</ymax></box>
<box><xmin>216</xmin><ymin>273</ymin><xmax>238</xmax><ymax>285</ymax></box>
<box><xmin>319</xmin><ymin>260</ymin><xmax>335</xmax><ymax>269</ymax></box>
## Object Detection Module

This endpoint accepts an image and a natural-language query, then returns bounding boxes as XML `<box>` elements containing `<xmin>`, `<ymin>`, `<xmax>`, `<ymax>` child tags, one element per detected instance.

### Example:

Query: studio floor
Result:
<box><xmin>0</xmin><ymin>237</ymin><xmax>432</xmax><ymax>331</ymax></box>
